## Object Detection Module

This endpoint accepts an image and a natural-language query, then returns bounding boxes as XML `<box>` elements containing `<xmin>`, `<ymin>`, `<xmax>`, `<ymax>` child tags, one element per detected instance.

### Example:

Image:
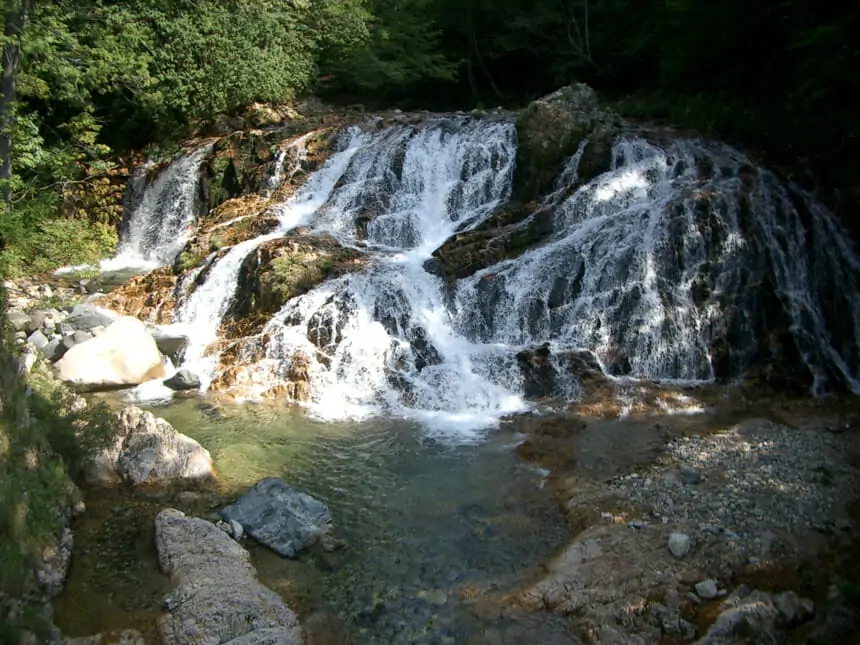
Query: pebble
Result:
<box><xmin>680</xmin><ymin>467</ymin><xmax>701</xmax><ymax>485</ymax></box>
<box><xmin>668</xmin><ymin>532</ymin><xmax>691</xmax><ymax>558</ymax></box>
<box><xmin>607</xmin><ymin>419</ymin><xmax>860</xmax><ymax>564</ymax></box>
<box><xmin>229</xmin><ymin>520</ymin><xmax>244</xmax><ymax>541</ymax></box>
<box><xmin>627</xmin><ymin>520</ymin><xmax>646</xmax><ymax>529</ymax></box>
<box><xmin>695</xmin><ymin>579</ymin><xmax>718</xmax><ymax>600</ymax></box>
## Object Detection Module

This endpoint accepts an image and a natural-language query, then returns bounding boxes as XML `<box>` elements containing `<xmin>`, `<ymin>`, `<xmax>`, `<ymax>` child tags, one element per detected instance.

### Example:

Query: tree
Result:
<box><xmin>1</xmin><ymin>0</ymin><xmax>31</xmax><ymax>213</ymax></box>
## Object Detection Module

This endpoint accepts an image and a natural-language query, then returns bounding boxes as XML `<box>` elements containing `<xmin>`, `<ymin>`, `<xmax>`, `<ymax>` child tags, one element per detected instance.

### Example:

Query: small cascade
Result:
<box><xmin>175</xmin><ymin>129</ymin><xmax>370</xmax><ymax>387</ymax></box>
<box><xmin>243</xmin><ymin>118</ymin><xmax>523</xmax><ymax>435</ymax></box>
<box><xmin>103</xmin><ymin>143</ymin><xmax>213</xmax><ymax>271</ymax></box>
<box><xmin>263</xmin><ymin>132</ymin><xmax>313</xmax><ymax>197</ymax></box>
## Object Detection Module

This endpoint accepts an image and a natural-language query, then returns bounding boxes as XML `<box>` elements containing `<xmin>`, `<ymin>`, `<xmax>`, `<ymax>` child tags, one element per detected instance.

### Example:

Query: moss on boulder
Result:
<box><xmin>230</xmin><ymin>235</ymin><xmax>366</xmax><ymax>323</ymax></box>
<box><xmin>515</xmin><ymin>83</ymin><xmax>620</xmax><ymax>201</ymax></box>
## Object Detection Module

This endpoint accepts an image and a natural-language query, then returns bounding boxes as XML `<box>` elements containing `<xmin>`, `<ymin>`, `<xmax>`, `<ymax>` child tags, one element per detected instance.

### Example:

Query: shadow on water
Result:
<box><xmin>54</xmin><ymin>399</ymin><xmax>576</xmax><ymax>644</ymax></box>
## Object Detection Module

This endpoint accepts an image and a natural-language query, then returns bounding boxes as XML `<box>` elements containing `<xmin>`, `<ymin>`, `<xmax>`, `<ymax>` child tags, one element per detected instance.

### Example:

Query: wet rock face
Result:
<box><xmin>100</xmin><ymin>268</ymin><xmax>178</xmax><ymax>324</ymax></box>
<box><xmin>199</xmin><ymin>123</ymin><xmax>336</xmax><ymax>212</ymax></box>
<box><xmin>514</xmin><ymin>83</ymin><xmax>618</xmax><ymax>201</ymax></box>
<box><xmin>230</xmin><ymin>235</ymin><xmax>366</xmax><ymax>321</ymax></box>
<box><xmin>154</xmin><ymin>509</ymin><xmax>302</xmax><ymax>645</ymax></box>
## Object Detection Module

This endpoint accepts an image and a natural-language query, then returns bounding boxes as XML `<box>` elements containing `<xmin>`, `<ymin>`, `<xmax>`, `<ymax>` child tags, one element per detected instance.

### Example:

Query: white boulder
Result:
<box><xmin>54</xmin><ymin>317</ymin><xmax>166</xmax><ymax>390</ymax></box>
<box><xmin>87</xmin><ymin>406</ymin><xmax>214</xmax><ymax>486</ymax></box>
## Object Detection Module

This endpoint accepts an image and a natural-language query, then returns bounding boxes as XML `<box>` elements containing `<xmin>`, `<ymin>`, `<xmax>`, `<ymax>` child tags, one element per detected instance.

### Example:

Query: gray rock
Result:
<box><xmin>65</xmin><ymin>303</ymin><xmax>117</xmax><ymax>331</ymax></box>
<box><xmin>27</xmin><ymin>329</ymin><xmax>49</xmax><ymax>350</ymax></box>
<box><xmin>42</xmin><ymin>338</ymin><xmax>67</xmax><ymax>362</ymax></box>
<box><xmin>62</xmin><ymin>330</ymin><xmax>93</xmax><ymax>352</ymax></box>
<box><xmin>681</xmin><ymin>467</ymin><xmax>702</xmax><ymax>485</ymax></box>
<box><xmin>149</xmin><ymin>327</ymin><xmax>189</xmax><ymax>364</ymax></box>
<box><xmin>87</xmin><ymin>406</ymin><xmax>214</xmax><ymax>486</ymax></box>
<box><xmin>35</xmin><ymin>527</ymin><xmax>73</xmax><ymax>598</ymax></box>
<box><xmin>220</xmin><ymin>478</ymin><xmax>333</xmax><ymax>558</ymax></box>
<box><xmin>27</xmin><ymin>311</ymin><xmax>50</xmax><ymax>333</ymax></box>
<box><xmin>774</xmin><ymin>590</ymin><xmax>814</xmax><ymax>626</ymax></box>
<box><xmin>7</xmin><ymin>310</ymin><xmax>30</xmax><ymax>332</ymax></box>
<box><xmin>155</xmin><ymin>509</ymin><xmax>302</xmax><ymax>645</ymax></box>
<box><xmin>16</xmin><ymin>344</ymin><xmax>38</xmax><ymax>374</ymax></box>
<box><xmin>695</xmin><ymin>579</ymin><xmax>719</xmax><ymax>600</ymax></box>
<box><xmin>90</xmin><ymin>325</ymin><xmax>106</xmax><ymax>336</ymax></box>
<box><xmin>164</xmin><ymin>368</ymin><xmax>201</xmax><ymax>391</ymax></box>
<box><xmin>229</xmin><ymin>520</ymin><xmax>244</xmax><ymax>541</ymax></box>
<box><xmin>668</xmin><ymin>532</ymin><xmax>691</xmax><ymax>558</ymax></box>
<box><xmin>694</xmin><ymin>590</ymin><xmax>778</xmax><ymax>644</ymax></box>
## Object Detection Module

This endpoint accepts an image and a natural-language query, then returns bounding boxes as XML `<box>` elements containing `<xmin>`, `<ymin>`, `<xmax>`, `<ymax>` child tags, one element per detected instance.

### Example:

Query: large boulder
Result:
<box><xmin>221</xmin><ymin>477</ymin><xmax>333</xmax><ymax>558</ymax></box>
<box><xmin>87</xmin><ymin>406</ymin><xmax>214</xmax><ymax>486</ymax></box>
<box><xmin>54</xmin><ymin>317</ymin><xmax>166</xmax><ymax>390</ymax></box>
<box><xmin>231</xmin><ymin>235</ymin><xmax>366</xmax><ymax>321</ymax></box>
<box><xmin>154</xmin><ymin>508</ymin><xmax>302</xmax><ymax>645</ymax></box>
<box><xmin>515</xmin><ymin>83</ymin><xmax>619</xmax><ymax>200</ymax></box>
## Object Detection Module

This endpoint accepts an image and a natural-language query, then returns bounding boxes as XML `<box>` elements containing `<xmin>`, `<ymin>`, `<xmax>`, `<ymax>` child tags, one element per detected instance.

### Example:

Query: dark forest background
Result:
<box><xmin>1</xmin><ymin>0</ymin><xmax>858</xmax><ymax>273</ymax></box>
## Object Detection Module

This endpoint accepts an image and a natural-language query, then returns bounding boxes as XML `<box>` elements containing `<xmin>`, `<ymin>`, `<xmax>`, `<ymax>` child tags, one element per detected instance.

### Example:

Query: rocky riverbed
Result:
<box><xmin>502</xmin><ymin>395</ymin><xmax>860</xmax><ymax>644</ymax></box>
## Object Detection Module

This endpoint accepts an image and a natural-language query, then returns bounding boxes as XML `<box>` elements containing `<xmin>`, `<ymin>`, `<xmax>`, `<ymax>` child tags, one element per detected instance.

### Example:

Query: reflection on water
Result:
<box><xmin>55</xmin><ymin>400</ymin><xmax>574</xmax><ymax>644</ymax></box>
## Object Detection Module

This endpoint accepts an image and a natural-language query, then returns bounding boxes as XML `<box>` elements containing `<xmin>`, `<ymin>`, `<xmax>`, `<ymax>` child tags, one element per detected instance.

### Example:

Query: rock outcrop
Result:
<box><xmin>86</xmin><ymin>406</ymin><xmax>214</xmax><ymax>485</ymax></box>
<box><xmin>514</xmin><ymin>82</ymin><xmax>619</xmax><ymax>200</ymax></box>
<box><xmin>154</xmin><ymin>508</ymin><xmax>302</xmax><ymax>645</ymax></box>
<box><xmin>54</xmin><ymin>317</ymin><xmax>165</xmax><ymax>390</ymax></box>
<box><xmin>221</xmin><ymin>477</ymin><xmax>334</xmax><ymax>558</ymax></box>
<box><xmin>230</xmin><ymin>235</ymin><xmax>366</xmax><ymax>324</ymax></box>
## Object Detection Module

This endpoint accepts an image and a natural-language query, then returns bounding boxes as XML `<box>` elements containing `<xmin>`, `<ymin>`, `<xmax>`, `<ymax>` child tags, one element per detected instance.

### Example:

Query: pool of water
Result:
<box><xmin>54</xmin><ymin>400</ymin><xmax>575</xmax><ymax>644</ymax></box>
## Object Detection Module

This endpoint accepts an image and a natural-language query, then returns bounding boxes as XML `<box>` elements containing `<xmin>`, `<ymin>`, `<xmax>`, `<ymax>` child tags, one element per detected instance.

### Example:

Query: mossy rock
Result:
<box><xmin>230</xmin><ymin>235</ymin><xmax>366</xmax><ymax>320</ymax></box>
<box><xmin>429</xmin><ymin>202</ymin><xmax>553</xmax><ymax>281</ymax></box>
<box><xmin>515</xmin><ymin>83</ymin><xmax>619</xmax><ymax>201</ymax></box>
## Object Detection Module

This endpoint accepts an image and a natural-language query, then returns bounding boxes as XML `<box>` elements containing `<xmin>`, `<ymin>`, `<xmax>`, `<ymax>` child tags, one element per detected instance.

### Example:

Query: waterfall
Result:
<box><xmin>147</xmin><ymin>116</ymin><xmax>859</xmax><ymax>436</ymax></box>
<box><xmin>174</xmin><ymin>129</ymin><xmax>370</xmax><ymax>388</ymax></box>
<box><xmin>242</xmin><ymin>118</ymin><xmax>525</xmax><ymax>436</ymax></box>
<box><xmin>102</xmin><ymin>143</ymin><xmax>213</xmax><ymax>271</ymax></box>
<box><xmin>263</xmin><ymin>132</ymin><xmax>313</xmax><ymax>197</ymax></box>
<box><xmin>454</xmin><ymin>137</ymin><xmax>860</xmax><ymax>393</ymax></box>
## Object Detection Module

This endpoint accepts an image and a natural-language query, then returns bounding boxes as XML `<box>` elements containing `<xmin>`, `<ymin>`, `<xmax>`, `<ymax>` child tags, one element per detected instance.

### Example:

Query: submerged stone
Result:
<box><xmin>220</xmin><ymin>477</ymin><xmax>333</xmax><ymax>558</ymax></box>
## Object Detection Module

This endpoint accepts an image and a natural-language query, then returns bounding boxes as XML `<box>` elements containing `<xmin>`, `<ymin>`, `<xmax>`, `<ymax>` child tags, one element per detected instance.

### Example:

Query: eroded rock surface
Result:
<box><xmin>154</xmin><ymin>508</ymin><xmax>302</xmax><ymax>645</ymax></box>
<box><xmin>515</xmin><ymin>82</ymin><xmax>619</xmax><ymax>201</ymax></box>
<box><xmin>87</xmin><ymin>406</ymin><xmax>213</xmax><ymax>485</ymax></box>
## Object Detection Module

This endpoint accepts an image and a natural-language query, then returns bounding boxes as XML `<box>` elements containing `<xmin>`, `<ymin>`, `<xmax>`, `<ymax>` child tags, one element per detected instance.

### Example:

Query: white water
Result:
<box><xmin>172</xmin><ymin>129</ymin><xmax>370</xmax><ymax>389</ymax></box>
<box><xmin>126</xmin><ymin>117</ymin><xmax>860</xmax><ymax>434</ymax></box>
<box><xmin>102</xmin><ymin>144</ymin><xmax>213</xmax><ymax>271</ymax></box>
<box><xmin>454</xmin><ymin>137</ymin><xmax>860</xmax><ymax>393</ymax></box>
<box><xmin>242</xmin><ymin>119</ymin><xmax>526</xmax><ymax>437</ymax></box>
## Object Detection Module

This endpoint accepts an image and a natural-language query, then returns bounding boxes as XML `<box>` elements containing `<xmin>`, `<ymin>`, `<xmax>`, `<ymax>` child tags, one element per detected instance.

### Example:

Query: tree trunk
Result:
<box><xmin>1</xmin><ymin>1</ymin><xmax>30</xmax><ymax>212</ymax></box>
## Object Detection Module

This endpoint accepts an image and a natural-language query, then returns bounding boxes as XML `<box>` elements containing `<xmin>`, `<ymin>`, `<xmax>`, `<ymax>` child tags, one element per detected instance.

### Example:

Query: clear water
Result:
<box><xmin>54</xmin><ymin>400</ymin><xmax>574</xmax><ymax>644</ymax></box>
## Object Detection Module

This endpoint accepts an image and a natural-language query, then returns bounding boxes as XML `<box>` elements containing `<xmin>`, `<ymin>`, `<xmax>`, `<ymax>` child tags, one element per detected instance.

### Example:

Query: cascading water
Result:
<box><xmin>162</xmin><ymin>116</ymin><xmax>860</xmax><ymax>435</ymax></box>
<box><xmin>454</xmin><ymin>137</ymin><xmax>860</xmax><ymax>393</ymax></box>
<box><xmin>102</xmin><ymin>143</ymin><xmax>213</xmax><ymax>271</ymax></box>
<box><xmin>174</xmin><ymin>129</ymin><xmax>370</xmax><ymax>388</ymax></box>
<box><xmin>237</xmin><ymin>118</ymin><xmax>527</xmax><ymax>436</ymax></box>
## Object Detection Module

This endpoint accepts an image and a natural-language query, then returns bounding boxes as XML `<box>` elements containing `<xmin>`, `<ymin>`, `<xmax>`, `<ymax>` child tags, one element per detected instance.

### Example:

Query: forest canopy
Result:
<box><xmin>1</xmin><ymin>0</ymin><xmax>858</xmax><ymax>275</ymax></box>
